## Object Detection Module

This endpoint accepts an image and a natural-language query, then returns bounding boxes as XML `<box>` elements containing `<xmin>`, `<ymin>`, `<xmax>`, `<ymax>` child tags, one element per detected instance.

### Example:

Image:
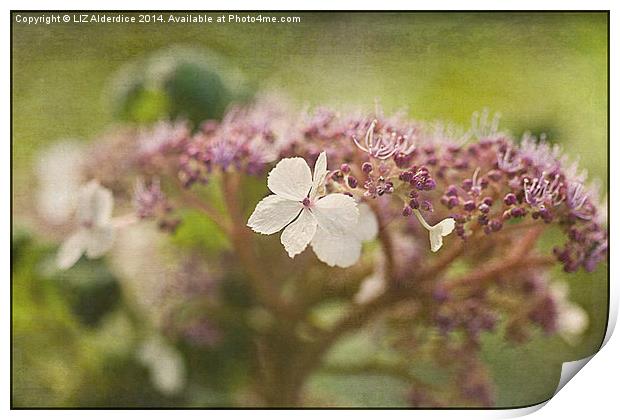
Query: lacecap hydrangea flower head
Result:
<box><xmin>47</xmin><ymin>98</ymin><xmax>607</xmax><ymax>407</ymax></box>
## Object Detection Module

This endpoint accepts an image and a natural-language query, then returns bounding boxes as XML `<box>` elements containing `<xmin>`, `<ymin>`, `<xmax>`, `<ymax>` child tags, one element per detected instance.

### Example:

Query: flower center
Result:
<box><xmin>302</xmin><ymin>197</ymin><xmax>311</xmax><ymax>207</ymax></box>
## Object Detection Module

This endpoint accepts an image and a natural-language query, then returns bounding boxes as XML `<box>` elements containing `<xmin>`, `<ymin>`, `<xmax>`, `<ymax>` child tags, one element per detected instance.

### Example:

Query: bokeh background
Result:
<box><xmin>11</xmin><ymin>12</ymin><xmax>608</xmax><ymax>407</ymax></box>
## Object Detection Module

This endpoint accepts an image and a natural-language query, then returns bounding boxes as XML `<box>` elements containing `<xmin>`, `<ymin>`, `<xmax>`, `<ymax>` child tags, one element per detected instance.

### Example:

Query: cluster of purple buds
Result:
<box><xmin>133</xmin><ymin>178</ymin><xmax>179</xmax><ymax>232</ymax></box>
<box><xmin>330</xmin><ymin>163</ymin><xmax>359</xmax><ymax>189</ymax></box>
<box><xmin>128</xmin><ymin>102</ymin><xmax>606</xmax><ymax>273</ymax></box>
<box><xmin>136</xmin><ymin>120</ymin><xmax>191</xmax><ymax>168</ymax></box>
<box><xmin>362</xmin><ymin>161</ymin><xmax>395</xmax><ymax>198</ymax></box>
<box><xmin>399</xmin><ymin>165</ymin><xmax>437</xmax><ymax>191</ymax></box>
<box><xmin>554</xmin><ymin>222</ymin><xmax>608</xmax><ymax>272</ymax></box>
<box><xmin>301</xmin><ymin>107</ymin><xmax>342</xmax><ymax>141</ymax></box>
<box><xmin>174</xmin><ymin>102</ymin><xmax>290</xmax><ymax>188</ymax></box>
<box><xmin>433</xmin><ymin>297</ymin><xmax>497</xmax><ymax>340</ymax></box>
<box><xmin>134</xmin><ymin>178</ymin><xmax>172</xmax><ymax>219</ymax></box>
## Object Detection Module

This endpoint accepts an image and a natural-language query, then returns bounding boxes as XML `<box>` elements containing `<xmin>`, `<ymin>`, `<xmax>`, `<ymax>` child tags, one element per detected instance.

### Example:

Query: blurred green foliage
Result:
<box><xmin>12</xmin><ymin>12</ymin><xmax>608</xmax><ymax>407</ymax></box>
<box><xmin>111</xmin><ymin>46</ymin><xmax>253</xmax><ymax>123</ymax></box>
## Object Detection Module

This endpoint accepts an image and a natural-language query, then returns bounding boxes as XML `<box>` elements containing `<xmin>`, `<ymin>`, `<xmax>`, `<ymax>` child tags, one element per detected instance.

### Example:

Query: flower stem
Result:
<box><xmin>173</xmin><ymin>180</ymin><xmax>232</xmax><ymax>235</ymax></box>
<box><xmin>413</xmin><ymin>208</ymin><xmax>433</xmax><ymax>231</ymax></box>
<box><xmin>221</xmin><ymin>172</ymin><xmax>295</xmax><ymax>318</ymax></box>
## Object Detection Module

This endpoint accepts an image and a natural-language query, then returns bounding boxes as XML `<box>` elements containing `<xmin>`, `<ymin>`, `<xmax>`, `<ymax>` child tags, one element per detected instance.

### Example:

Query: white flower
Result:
<box><xmin>354</xmin><ymin>273</ymin><xmax>385</xmax><ymax>305</ymax></box>
<box><xmin>550</xmin><ymin>282</ymin><xmax>589</xmax><ymax>345</ymax></box>
<box><xmin>56</xmin><ymin>180</ymin><xmax>116</xmax><ymax>270</ymax></box>
<box><xmin>311</xmin><ymin>203</ymin><xmax>378</xmax><ymax>268</ymax></box>
<box><xmin>412</xmin><ymin>209</ymin><xmax>455</xmax><ymax>252</ymax></box>
<box><xmin>138</xmin><ymin>335</ymin><xmax>186</xmax><ymax>395</ymax></box>
<box><xmin>36</xmin><ymin>141</ymin><xmax>84</xmax><ymax>224</ymax></box>
<box><xmin>248</xmin><ymin>151</ymin><xmax>362</xmax><ymax>266</ymax></box>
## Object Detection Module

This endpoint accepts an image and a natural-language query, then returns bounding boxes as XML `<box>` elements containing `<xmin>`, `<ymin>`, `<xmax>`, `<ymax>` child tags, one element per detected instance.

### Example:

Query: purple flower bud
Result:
<box><xmin>510</xmin><ymin>207</ymin><xmax>526</xmax><ymax>217</ymax></box>
<box><xmin>402</xmin><ymin>205</ymin><xmax>413</xmax><ymax>217</ymax></box>
<box><xmin>489</xmin><ymin>219</ymin><xmax>502</xmax><ymax>232</ymax></box>
<box><xmin>446</xmin><ymin>185</ymin><xmax>459</xmax><ymax>196</ymax></box>
<box><xmin>399</xmin><ymin>171</ymin><xmax>413</xmax><ymax>182</ymax></box>
<box><xmin>463</xmin><ymin>200</ymin><xmax>476</xmax><ymax>212</ymax></box>
<box><xmin>424</xmin><ymin>178</ymin><xmax>436</xmax><ymax>190</ymax></box>
<box><xmin>503</xmin><ymin>193</ymin><xmax>517</xmax><ymax>206</ymax></box>
<box><xmin>331</xmin><ymin>170</ymin><xmax>344</xmax><ymax>183</ymax></box>
<box><xmin>478</xmin><ymin>203</ymin><xmax>490</xmax><ymax>214</ymax></box>
<box><xmin>442</xmin><ymin>195</ymin><xmax>459</xmax><ymax>209</ymax></box>
<box><xmin>539</xmin><ymin>207</ymin><xmax>552</xmax><ymax>223</ymax></box>
<box><xmin>462</xmin><ymin>179</ymin><xmax>473</xmax><ymax>191</ymax></box>
<box><xmin>134</xmin><ymin>179</ymin><xmax>170</xmax><ymax>219</ymax></box>
<box><xmin>409</xmin><ymin>198</ymin><xmax>420</xmax><ymax>209</ymax></box>
<box><xmin>347</xmin><ymin>176</ymin><xmax>358</xmax><ymax>189</ymax></box>
<box><xmin>482</xmin><ymin>197</ymin><xmax>493</xmax><ymax>206</ymax></box>
<box><xmin>421</xmin><ymin>200</ymin><xmax>434</xmax><ymax>212</ymax></box>
<box><xmin>394</xmin><ymin>152</ymin><xmax>412</xmax><ymax>168</ymax></box>
<box><xmin>362</xmin><ymin>162</ymin><xmax>373</xmax><ymax>174</ymax></box>
<box><xmin>340</xmin><ymin>163</ymin><xmax>351</xmax><ymax>174</ymax></box>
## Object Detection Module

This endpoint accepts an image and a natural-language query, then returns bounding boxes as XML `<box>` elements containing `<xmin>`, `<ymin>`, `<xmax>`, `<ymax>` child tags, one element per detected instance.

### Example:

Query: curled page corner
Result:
<box><xmin>496</xmin><ymin>356</ymin><xmax>597</xmax><ymax>418</ymax></box>
<box><xmin>555</xmin><ymin>355</ymin><xmax>595</xmax><ymax>395</ymax></box>
<box><xmin>492</xmin><ymin>401</ymin><xmax>549</xmax><ymax>418</ymax></box>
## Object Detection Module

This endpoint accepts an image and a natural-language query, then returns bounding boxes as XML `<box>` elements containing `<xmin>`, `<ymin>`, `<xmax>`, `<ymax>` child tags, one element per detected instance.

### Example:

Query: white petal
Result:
<box><xmin>313</xmin><ymin>194</ymin><xmax>359</xmax><ymax>235</ymax></box>
<box><xmin>429</xmin><ymin>230</ymin><xmax>444</xmax><ymax>253</ymax></box>
<box><xmin>354</xmin><ymin>274</ymin><xmax>385</xmax><ymax>305</ymax></box>
<box><xmin>36</xmin><ymin>141</ymin><xmax>84</xmax><ymax>224</ymax></box>
<box><xmin>559</xmin><ymin>303</ymin><xmax>588</xmax><ymax>336</ymax></box>
<box><xmin>354</xmin><ymin>203</ymin><xmax>379</xmax><ymax>242</ymax></box>
<box><xmin>309</xmin><ymin>151</ymin><xmax>328</xmax><ymax>200</ymax></box>
<box><xmin>85</xmin><ymin>225</ymin><xmax>116</xmax><ymax>258</ymax></box>
<box><xmin>311</xmin><ymin>227</ymin><xmax>362</xmax><ymax>268</ymax></box>
<box><xmin>77</xmin><ymin>180</ymin><xmax>114</xmax><ymax>226</ymax></box>
<box><xmin>247</xmin><ymin>194</ymin><xmax>302</xmax><ymax>235</ymax></box>
<box><xmin>138</xmin><ymin>336</ymin><xmax>185</xmax><ymax>396</ymax></box>
<box><xmin>280</xmin><ymin>209</ymin><xmax>317</xmax><ymax>258</ymax></box>
<box><xmin>57</xmin><ymin>229</ymin><xmax>88</xmax><ymax>269</ymax></box>
<box><xmin>267</xmin><ymin>157</ymin><xmax>312</xmax><ymax>201</ymax></box>
<box><xmin>429</xmin><ymin>218</ymin><xmax>456</xmax><ymax>252</ymax></box>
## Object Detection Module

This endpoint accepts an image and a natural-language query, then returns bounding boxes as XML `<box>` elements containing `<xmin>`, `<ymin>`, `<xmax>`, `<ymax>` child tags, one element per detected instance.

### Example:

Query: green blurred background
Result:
<box><xmin>11</xmin><ymin>12</ymin><xmax>608</xmax><ymax>407</ymax></box>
